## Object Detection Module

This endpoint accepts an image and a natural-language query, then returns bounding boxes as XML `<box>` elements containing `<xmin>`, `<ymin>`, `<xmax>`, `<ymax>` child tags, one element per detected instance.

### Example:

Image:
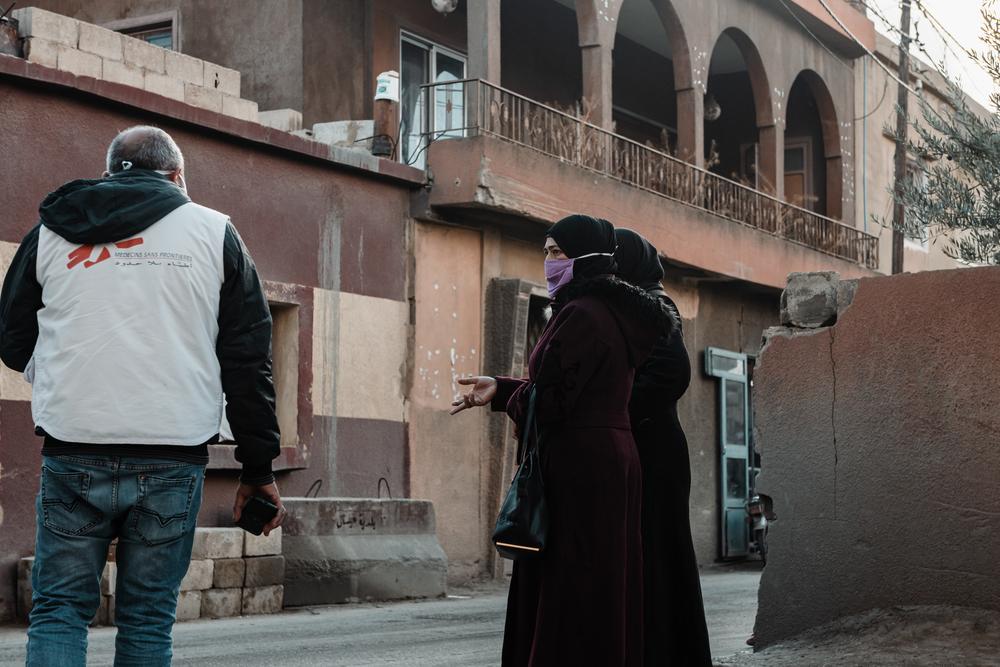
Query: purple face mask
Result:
<box><xmin>545</xmin><ymin>257</ymin><xmax>575</xmax><ymax>297</ymax></box>
<box><xmin>544</xmin><ymin>251</ymin><xmax>615</xmax><ymax>298</ymax></box>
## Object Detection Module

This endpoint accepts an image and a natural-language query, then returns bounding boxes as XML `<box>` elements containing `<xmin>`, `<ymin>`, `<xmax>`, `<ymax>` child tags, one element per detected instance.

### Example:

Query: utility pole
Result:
<box><xmin>891</xmin><ymin>0</ymin><xmax>913</xmax><ymax>274</ymax></box>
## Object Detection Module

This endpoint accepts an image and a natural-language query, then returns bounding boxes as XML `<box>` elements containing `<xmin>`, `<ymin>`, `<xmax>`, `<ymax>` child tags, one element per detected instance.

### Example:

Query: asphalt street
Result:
<box><xmin>0</xmin><ymin>564</ymin><xmax>760</xmax><ymax>666</ymax></box>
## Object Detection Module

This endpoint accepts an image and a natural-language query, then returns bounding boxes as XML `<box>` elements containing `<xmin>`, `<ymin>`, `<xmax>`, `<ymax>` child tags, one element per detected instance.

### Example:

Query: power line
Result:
<box><xmin>816</xmin><ymin>0</ymin><xmax>921</xmax><ymax>96</ymax></box>
<box><xmin>775</xmin><ymin>0</ymin><xmax>852</xmax><ymax>69</ymax></box>
<box><xmin>862</xmin><ymin>0</ymin><xmax>989</xmax><ymax>100</ymax></box>
<box><xmin>774</xmin><ymin>0</ymin><xmax>890</xmax><ymax>120</ymax></box>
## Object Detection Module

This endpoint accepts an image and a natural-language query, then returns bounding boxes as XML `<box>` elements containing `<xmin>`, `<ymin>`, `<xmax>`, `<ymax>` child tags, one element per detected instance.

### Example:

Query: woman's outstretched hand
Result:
<box><xmin>450</xmin><ymin>376</ymin><xmax>498</xmax><ymax>415</ymax></box>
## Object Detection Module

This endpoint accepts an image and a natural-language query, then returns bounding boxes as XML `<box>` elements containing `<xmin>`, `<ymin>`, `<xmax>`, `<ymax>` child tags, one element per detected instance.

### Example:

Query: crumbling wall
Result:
<box><xmin>753</xmin><ymin>268</ymin><xmax>1000</xmax><ymax>647</ymax></box>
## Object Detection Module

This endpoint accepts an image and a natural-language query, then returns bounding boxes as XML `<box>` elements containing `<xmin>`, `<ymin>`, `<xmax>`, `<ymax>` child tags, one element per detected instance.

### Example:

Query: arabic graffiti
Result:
<box><xmin>333</xmin><ymin>510</ymin><xmax>381</xmax><ymax>531</ymax></box>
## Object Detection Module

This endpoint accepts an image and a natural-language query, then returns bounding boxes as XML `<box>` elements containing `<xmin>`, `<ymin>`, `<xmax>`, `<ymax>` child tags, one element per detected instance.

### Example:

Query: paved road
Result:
<box><xmin>0</xmin><ymin>565</ymin><xmax>760</xmax><ymax>666</ymax></box>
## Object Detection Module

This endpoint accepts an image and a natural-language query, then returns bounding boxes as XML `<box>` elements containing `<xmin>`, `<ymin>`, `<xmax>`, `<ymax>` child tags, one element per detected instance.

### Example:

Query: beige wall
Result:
<box><xmin>410</xmin><ymin>223</ymin><xmax>487</xmax><ymax>579</ymax></box>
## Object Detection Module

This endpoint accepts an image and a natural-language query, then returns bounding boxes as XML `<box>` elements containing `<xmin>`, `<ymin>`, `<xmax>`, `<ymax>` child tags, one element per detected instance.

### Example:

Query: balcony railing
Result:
<box><xmin>418</xmin><ymin>78</ymin><xmax>879</xmax><ymax>270</ymax></box>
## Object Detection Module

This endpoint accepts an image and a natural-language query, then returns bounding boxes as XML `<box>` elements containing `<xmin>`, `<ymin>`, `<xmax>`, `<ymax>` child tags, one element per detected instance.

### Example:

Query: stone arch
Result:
<box><xmin>784</xmin><ymin>69</ymin><xmax>843</xmax><ymax>218</ymax></box>
<box><xmin>703</xmin><ymin>27</ymin><xmax>777</xmax><ymax>192</ymax></box>
<box><xmin>574</xmin><ymin>0</ymin><xmax>695</xmax><ymax>158</ymax></box>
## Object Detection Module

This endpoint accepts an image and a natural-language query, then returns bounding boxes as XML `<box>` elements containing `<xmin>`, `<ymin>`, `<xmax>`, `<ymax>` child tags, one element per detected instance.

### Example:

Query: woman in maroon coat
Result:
<box><xmin>452</xmin><ymin>215</ymin><xmax>676</xmax><ymax>666</ymax></box>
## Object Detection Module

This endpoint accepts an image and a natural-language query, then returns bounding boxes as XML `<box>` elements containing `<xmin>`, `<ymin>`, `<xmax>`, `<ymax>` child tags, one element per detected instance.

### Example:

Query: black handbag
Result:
<box><xmin>493</xmin><ymin>385</ymin><xmax>548</xmax><ymax>560</ymax></box>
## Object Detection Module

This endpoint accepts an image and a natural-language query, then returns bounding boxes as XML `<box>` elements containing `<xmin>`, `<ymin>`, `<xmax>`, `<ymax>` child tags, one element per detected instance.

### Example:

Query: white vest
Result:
<box><xmin>30</xmin><ymin>202</ymin><xmax>228</xmax><ymax>445</ymax></box>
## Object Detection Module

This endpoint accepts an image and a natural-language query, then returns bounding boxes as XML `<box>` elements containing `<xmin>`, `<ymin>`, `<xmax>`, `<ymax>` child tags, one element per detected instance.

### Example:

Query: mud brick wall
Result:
<box><xmin>752</xmin><ymin>268</ymin><xmax>1000</xmax><ymax>647</ymax></box>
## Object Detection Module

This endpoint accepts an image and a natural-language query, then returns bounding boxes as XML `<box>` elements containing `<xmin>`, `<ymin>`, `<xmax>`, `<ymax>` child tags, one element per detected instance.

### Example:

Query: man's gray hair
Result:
<box><xmin>106</xmin><ymin>126</ymin><xmax>185</xmax><ymax>174</ymax></box>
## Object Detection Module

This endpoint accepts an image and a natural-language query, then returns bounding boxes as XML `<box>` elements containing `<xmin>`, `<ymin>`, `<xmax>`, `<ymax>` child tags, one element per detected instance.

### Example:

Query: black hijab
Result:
<box><xmin>614</xmin><ymin>228</ymin><xmax>665</xmax><ymax>293</ymax></box>
<box><xmin>548</xmin><ymin>214</ymin><xmax>618</xmax><ymax>280</ymax></box>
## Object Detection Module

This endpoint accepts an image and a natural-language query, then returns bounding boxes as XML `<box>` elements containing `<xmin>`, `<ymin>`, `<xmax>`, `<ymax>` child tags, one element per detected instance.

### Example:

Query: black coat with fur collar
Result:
<box><xmin>491</xmin><ymin>274</ymin><xmax>672</xmax><ymax>666</ymax></box>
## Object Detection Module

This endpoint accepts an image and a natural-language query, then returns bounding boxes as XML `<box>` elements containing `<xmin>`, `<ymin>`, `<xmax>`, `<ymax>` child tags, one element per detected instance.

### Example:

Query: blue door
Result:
<box><xmin>706</xmin><ymin>348</ymin><xmax>751</xmax><ymax>559</ymax></box>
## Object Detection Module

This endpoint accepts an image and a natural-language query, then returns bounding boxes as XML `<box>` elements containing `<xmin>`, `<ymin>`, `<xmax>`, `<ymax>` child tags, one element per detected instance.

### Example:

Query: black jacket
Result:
<box><xmin>0</xmin><ymin>171</ymin><xmax>279</xmax><ymax>484</ymax></box>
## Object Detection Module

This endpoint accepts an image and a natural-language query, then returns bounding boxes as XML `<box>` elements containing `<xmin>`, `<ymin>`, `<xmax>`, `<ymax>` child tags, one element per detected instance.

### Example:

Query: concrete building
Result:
<box><xmin>0</xmin><ymin>0</ymin><xmax>978</xmax><ymax>620</ymax></box>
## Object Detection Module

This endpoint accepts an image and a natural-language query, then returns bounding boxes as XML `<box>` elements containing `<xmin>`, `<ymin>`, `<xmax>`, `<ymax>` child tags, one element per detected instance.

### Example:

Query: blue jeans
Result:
<box><xmin>26</xmin><ymin>455</ymin><xmax>205</xmax><ymax>667</ymax></box>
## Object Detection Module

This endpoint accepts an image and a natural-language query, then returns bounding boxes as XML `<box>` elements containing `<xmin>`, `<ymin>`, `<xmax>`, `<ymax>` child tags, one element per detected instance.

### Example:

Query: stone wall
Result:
<box><xmin>752</xmin><ymin>267</ymin><xmax>1000</xmax><ymax>647</ymax></box>
<box><xmin>12</xmin><ymin>7</ymin><xmax>258</xmax><ymax>121</ymax></box>
<box><xmin>18</xmin><ymin>528</ymin><xmax>283</xmax><ymax>625</ymax></box>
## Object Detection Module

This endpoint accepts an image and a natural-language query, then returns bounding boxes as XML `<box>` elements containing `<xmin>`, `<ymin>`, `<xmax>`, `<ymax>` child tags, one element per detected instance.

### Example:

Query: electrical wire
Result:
<box><xmin>816</xmin><ymin>0</ymin><xmax>921</xmax><ymax>95</ymax></box>
<box><xmin>774</xmin><ymin>0</ymin><xmax>891</xmax><ymax>120</ymax></box>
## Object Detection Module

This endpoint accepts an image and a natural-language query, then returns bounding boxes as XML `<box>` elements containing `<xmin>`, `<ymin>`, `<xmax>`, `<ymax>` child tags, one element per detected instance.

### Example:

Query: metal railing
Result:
<box><xmin>418</xmin><ymin>79</ymin><xmax>879</xmax><ymax>270</ymax></box>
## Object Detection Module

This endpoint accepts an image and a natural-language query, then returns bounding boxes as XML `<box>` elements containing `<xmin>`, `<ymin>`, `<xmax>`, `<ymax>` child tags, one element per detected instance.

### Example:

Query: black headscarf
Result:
<box><xmin>614</xmin><ymin>228</ymin><xmax>665</xmax><ymax>293</ymax></box>
<box><xmin>547</xmin><ymin>214</ymin><xmax>618</xmax><ymax>280</ymax></box>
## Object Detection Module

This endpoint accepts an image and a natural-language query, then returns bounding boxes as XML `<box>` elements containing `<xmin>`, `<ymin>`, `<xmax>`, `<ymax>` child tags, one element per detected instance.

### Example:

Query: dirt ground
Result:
<box><xmin>714</xmin><ymin>605</ymin><xmax>1000</xmax><ymax>666</ymax></box>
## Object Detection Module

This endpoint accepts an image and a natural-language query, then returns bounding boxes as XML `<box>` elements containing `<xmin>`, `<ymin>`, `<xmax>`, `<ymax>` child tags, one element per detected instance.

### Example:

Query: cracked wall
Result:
<box><xmin>752</xmin><ymin>267</ymin><xmax>1000</xmax><ymax>648</ymax></box>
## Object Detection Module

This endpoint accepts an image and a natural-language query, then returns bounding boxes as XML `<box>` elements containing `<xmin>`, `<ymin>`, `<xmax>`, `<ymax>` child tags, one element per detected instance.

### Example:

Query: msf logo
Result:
<box><xmin>67</xmin><ymin>238</ymin><xmax>144</xmax><ymax>270</ymax></box>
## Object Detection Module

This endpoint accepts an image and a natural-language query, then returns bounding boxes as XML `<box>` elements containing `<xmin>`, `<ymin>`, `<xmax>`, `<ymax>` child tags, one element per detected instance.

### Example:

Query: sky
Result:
<box><xmin>866</xmin><ymin>0</ymin><xmax>995</xmax><ymax>108</ymax></box>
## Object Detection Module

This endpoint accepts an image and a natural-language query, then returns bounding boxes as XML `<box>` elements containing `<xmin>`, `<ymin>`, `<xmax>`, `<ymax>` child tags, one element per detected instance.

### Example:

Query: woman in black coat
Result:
<box><xmin>615</xmin><ymin>228</ymin><xmax>713</xmax><ymax>666</ymax></box>
<box><xmin>452</xmin><ymin>216</ymin><xmax>676</xmax><ymax>666</ymax></box>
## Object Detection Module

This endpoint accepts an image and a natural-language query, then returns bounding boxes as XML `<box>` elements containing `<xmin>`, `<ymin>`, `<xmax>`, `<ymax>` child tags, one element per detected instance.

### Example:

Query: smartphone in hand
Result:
<box><xmin>236</xmin><ymin>495</ymin><xmax>279</xmax><ymax>535</ymax></box>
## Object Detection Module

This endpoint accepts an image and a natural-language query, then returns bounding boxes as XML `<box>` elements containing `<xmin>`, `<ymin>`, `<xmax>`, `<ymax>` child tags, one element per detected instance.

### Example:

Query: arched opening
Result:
<box><xmin>703</xmin><ymin>29</ymin><xmax>773</xmax><ymax>191</ymax></box>
<box><xmin>611</xmin><ymin>0</ymin><xmax>690</xmax><ymax>155</ymax></box>
<box><xmin>501</xmin><ymin>0</ymin><xmax>584</xmax><ymax>112</ymax></box>
<box><xmin>784</xmin><ymin>70</ymin><xmax>843</xmax><ymax>219</ymax></box>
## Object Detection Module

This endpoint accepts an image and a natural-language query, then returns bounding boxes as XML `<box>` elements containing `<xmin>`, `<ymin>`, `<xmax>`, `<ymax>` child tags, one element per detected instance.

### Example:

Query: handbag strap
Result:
<box><xmin>516</xmin><ymin>385</ymin><xmax>540</xmax><ymax>465</ymax></box>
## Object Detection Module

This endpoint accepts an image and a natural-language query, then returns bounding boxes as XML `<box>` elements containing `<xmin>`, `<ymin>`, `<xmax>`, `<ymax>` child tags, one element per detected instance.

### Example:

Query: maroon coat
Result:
<box><xmin>492</xmin><ymin>277</ymin><xmax>675</xmax><ymax>667</ymax></box>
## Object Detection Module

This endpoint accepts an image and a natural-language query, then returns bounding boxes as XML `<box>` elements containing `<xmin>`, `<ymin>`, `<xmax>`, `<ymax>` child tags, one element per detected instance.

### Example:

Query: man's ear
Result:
<box><xmin>169</xmin><ymin>168</ymin><xmax>184</xmax><ymax>184</ymax></box>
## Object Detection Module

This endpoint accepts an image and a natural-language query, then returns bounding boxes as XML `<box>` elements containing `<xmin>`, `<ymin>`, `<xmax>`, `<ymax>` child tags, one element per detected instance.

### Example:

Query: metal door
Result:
<box><xmin>706</xmin><ymin>348</ymin><xmax>750</xmax><ymax>559</ymax></box>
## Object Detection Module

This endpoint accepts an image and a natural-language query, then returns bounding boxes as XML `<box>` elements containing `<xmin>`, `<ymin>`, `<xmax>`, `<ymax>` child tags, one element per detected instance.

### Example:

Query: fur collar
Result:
<box><xmin>557</xmin><ymin>276</ymin><xmax>679</xmax><ymax>338</ymax></box>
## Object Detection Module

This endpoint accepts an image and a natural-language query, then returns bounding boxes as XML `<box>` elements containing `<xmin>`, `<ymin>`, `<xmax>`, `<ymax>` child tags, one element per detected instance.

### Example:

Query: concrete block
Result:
<box><xmin>780</xmin><ymin>272</ymin><xmax>840</xmax><ymax>329</ymax></box>
<box><xmin>123</xmin><ymin>36</ymin><xmax>165</xmax><ymax>73</ymax></box>
<box><xmin>57</xmin><ymin>47</ymin><xmax>102</xmax><ymax>79</ymax></box>
<box><xmin>313</xmin><ymin>120</ymin><xmax>374</xmax><ymax>149</ymax></box>
<box><xmin>165</xmin><ymin>50</ymin><xmax>204</xmax><ymax>85</ymax></box>
<box><xmin>179</xmin><ymin>559</ymin><xmax>214</xmax><ymax>591</ymax></box>
<box><xmin>282</xmin><ymin>499</ymin><xmax>447</xmax><ymax>607</ymax></box>
<box><xmin>100</xmin><ymin>561</ymin><xmax>116</xmax><ymax>596</ymax></box>
<box><xmin>836</xmin><ymin>278</ymin><xmax>858</xmax><ymax>317</ymax></box>
<box><xmin>12</xmin><ymin>7</ymin><xmax>79</xmax><ymax>47</ymax></box>
<box><xmin>78</xmin><ymin>23</ymin><xmax>122</xmax><ymax>61</ymax></box>
<box><xmin>102</xmin><ymin>60</ymin><xmax>144</xmax><ymax>88</ymax></box>
<box><xmin>17</xmin><ymin>558</ymin><xmax>33</xmax><ymax>623</ymax></box>
<box><xmin>259</xmin><ymin>109</ymin><xmax>303</xmax><ymax>133</ymax></box>
<box><xmin>244</xmin><ymin>527</ymin><xmax>282</xmax><ymax>557</ymax></box>
<box><xmin>222</xmin><ymin>95</ymin><xmax>258</xmax><ymax>123</ymax></box>
<box><xmin>175</xmin><ymin>590</ymin><xmax>202</xmax><ymax>622</ymax></box>
<box><xmin>204</xmin><ymin>62</ymin><xmax>240</xmax><ymax>97</ymax></box>
<box><xmin>245</xmin><ymin>555</ymin><xmax>285</xmax><ymax>587</ymax></box>
<box><xmin>213</xmin><ymin>558</ymin><xmax>246</xmax><ymax>589</ymax></box>
<box><xmin>242</xmin><ymin>585</ymin><xmax>283</xmax><ymax>615</ymax></box>
<box><xmin>191</xmin><ymin>528</ymin><xmax>243</xmax><ymax>560</ymax></box>
<box><xmin>185</xmin><ymin>82</ymin><xmax>223</xmax><ymax>113</ymax></box>
<box><xmin>201</xmin><ymin>588</ymin><xmax>242</xmax><ymax>619</ymax></box>
<box><xmin>144</xmin><ymin>71</ymin><xmax>185</xmax><ymax>102</ymax></box>
<box><xmin>23</xmin><ymin>37</ymin><xmax>60</xmax><ymax>68</ymax></box>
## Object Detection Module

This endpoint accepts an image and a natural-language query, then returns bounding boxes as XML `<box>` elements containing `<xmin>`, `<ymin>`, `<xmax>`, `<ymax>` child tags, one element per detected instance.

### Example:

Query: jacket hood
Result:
<box><xmin>559</xmin><ymin>275</ymin><xmax>678</xmax><ymax>366</ymax></box>
<box><xmin>38</xmin><ymin>170</ymin><xmax>190</xmax><ymax>244</ymax></box>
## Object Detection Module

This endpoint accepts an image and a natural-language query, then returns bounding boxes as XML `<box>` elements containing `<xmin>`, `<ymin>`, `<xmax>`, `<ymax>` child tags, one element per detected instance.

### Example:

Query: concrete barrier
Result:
<box><xmin>281</xmin><ymin>498</ymin><xmax>447</xmax><ymax>606</ymax></box>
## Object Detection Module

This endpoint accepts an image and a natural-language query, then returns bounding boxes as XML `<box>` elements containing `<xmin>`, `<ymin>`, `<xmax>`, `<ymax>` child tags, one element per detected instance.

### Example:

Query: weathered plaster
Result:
<box><xmin>754</xmin><ymin>267</ymin><xmax>1000</xmax><ymax>647</ymax></box>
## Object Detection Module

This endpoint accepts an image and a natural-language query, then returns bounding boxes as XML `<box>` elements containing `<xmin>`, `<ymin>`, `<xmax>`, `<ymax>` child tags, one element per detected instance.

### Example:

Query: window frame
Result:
<box><xmin>208</xmin><ymin>280</ymin><xmax>311</xmax><ymax>473</ymax></box>
<box><xmin>104</xmin><ymin>11</ymin><xmax>180</xmax><ymax>51</ymax></box>
<box><xmin>399</xmin><ymin>30</ymin><xmax>468</xmax><ymax>167</ymax></box>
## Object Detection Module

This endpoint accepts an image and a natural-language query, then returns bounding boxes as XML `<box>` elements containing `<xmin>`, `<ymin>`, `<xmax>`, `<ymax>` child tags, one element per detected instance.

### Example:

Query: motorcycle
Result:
<box><xmin>746</xmin><ymin>494</ymin><xmax>776</xmax><ymax>564</ymax></box>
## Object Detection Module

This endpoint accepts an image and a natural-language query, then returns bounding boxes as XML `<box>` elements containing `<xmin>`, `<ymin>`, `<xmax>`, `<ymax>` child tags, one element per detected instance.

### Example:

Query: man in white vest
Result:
<box><xmin>0</xmin><ymin>126</ymin><xmax>284</xmax><ymax>666</ymax></box>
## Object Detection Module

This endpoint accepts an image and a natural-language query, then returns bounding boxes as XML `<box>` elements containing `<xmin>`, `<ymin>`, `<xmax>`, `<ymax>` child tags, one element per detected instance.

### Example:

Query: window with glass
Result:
<box><xmin>400</xmin><ymin>32</ymin><xmax>466</xmax><ymax>169</ymax></box>
<box><xmin>122</xmin><ymin>22</ymin><xmax>173</xmax><ymax>49</ymax></box>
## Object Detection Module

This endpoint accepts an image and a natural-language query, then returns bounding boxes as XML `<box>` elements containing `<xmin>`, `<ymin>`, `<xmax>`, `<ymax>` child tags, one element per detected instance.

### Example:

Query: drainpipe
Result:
<box><xmin>862</xmin><ymin>55</ymin><xmax>868</xmax><ymax>234</ymax></box>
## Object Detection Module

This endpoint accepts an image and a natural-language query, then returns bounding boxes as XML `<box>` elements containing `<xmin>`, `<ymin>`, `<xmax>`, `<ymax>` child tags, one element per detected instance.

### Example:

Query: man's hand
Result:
<box><xmin>450</xmin><ymin>376</ymin><xmax>498</xmax><ymax>415</ymax></box>
<box><xmin>233</xmin><ymin>481</ymin><xmax>286</xmax><ymax>536</ymax></box>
